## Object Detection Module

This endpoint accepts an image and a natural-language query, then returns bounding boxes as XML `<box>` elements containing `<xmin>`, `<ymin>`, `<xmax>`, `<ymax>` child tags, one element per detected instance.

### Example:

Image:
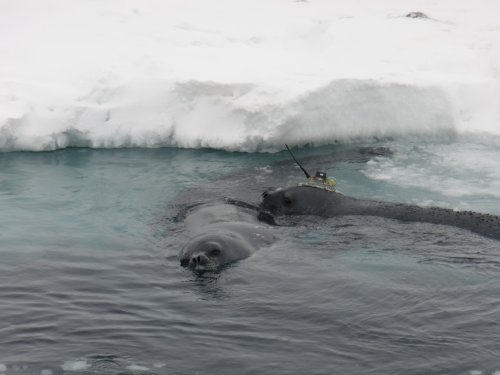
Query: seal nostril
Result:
<box><xmin>262</xmin><ymin>191</ymin><xmax>269</xmax><ymax>198</ymax></box>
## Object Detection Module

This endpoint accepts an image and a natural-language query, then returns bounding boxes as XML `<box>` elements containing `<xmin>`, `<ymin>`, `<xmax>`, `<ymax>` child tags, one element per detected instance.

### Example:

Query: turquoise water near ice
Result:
<box><xmin>1</xmin><ymin>141</ymin><xmax>499</xmax><ymax>375</ymax></box>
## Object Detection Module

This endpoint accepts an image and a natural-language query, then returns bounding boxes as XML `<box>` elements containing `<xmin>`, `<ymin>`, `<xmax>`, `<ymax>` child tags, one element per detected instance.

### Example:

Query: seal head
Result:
<box><xmin>179</xmin><ymin>231</ymin><xmax>255</xmax><ymax>271</ymax></box>
<box><xmin>261</xmin><ymin>185</ymin><xmax>344</xmax><ymax>216</ymax></box>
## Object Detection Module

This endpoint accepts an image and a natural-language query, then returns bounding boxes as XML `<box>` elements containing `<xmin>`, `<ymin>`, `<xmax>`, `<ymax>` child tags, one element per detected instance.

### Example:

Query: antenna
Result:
<box><xmin>285</xmin><ymin>144</ymin><xmax>311</xmax><ymax>179</ymax></box>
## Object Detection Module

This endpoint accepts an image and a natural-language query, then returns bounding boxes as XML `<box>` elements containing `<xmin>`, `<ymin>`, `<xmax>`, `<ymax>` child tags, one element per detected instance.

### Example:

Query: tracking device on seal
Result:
<box><xmin>284</xmin><ymin>144</ymin><xmax>337</xmax><ymax>192</ymax></box>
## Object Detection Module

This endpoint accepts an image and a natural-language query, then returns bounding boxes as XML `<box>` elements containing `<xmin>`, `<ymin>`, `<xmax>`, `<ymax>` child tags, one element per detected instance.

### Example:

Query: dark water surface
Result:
<box><xmin>1</xmin><ymin>145</ymin><xmax>499</xmax><ymax>375</ymax></box>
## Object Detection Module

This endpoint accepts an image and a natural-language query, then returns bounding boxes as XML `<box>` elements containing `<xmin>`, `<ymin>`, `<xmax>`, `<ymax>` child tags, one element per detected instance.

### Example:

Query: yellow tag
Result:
<box><xmin>326</xmin><ymin>178</ymin><xmax>336</xmax><ymax>186</ymax></box>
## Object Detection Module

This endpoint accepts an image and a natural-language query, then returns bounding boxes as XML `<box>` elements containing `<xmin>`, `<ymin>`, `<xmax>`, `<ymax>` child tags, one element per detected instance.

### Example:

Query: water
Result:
<box><xmin>1</xmin><ymin>141</ymin><xmax>499</xmax><ymax>375</ymax></box>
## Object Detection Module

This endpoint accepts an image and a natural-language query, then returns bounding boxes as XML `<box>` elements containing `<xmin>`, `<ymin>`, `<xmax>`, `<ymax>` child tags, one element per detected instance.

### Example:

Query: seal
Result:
<box><xmin>260</xmin><ymin>185</ymin><xmax>500</xmax><ymax>240</ymax></box>
<box><xmin>178</xmin><ymin>202</ymin><xmax>275</xmax><ymax>271</ymax></box>
<box><xmin>179</xmin><ymin>222</ymin><xmax>274</xmax><ymax>270</ymax></box>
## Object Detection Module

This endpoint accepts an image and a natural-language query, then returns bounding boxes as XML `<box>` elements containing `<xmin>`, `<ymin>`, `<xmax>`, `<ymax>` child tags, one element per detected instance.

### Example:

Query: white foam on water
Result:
<box><xmin>363</xmin><ymin>142</ymin><xmax>500</xmax><ymax>202</ymax></box>
<box><xmin>60</xmin><ymin>360</ymin><xmax>90</xmax><ymax>372</ymax></box>
<box><xmin>1</xmin><ymin>0</ymin><xmax>500</xmax><ymax>152</ymax></box>
<box><xmin>125</xmin><ymin>364</ymin><xmax>150</xmax><ymax>372</ymax></box>
<box><xmin>0</xmin><ymin>364</ymin><xmax>6</xmax><ymax>372</ymax></box>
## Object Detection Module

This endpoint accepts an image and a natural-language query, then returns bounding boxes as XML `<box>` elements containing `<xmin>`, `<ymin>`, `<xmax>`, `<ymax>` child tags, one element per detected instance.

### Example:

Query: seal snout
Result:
<box><xmin>261</xmin><ymin>187</ymin><xmax>280</xmax><ymax>201</ymax></box>
<box><xmin>260</xmin><ymin>189</ymin><xmax>279</xmax><ymax>212</ymax></box>
<box><xmin>260</xmin><ymin>190</ymin><xmax>275</xmax><ymax>207</ymax></box>
<box><xmin>187</xmin><ymin>253</ymin><xmax>210</xmax><ymax>268</ymax></box>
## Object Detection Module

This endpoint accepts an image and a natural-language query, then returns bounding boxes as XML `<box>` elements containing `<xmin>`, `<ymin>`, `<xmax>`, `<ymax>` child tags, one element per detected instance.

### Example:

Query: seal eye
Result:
<box><xmin>283</xmin><ymin>194</ymin><xmax>292</xmax><ymax>206</ymax></box>
<box><xmin>209</xmin><ymin>248</ymin><xmax>221</xmax><ymax>257</ymax></box>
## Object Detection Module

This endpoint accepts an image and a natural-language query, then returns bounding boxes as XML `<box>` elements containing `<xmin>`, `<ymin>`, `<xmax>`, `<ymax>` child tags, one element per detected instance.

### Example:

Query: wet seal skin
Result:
<box><xmin>260</xmin><ymin>185</ymin><xmax>500</xmax><ymax>241</ymax></box>
<box><xmin>178</xmin><ymin>203</ymin><xmax>275</xmax><ymax>271</ymax></box>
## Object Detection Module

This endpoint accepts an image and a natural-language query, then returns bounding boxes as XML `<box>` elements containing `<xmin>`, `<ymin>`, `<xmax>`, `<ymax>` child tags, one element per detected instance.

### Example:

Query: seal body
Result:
<box><xmin>260</xmin><ymin>185</ymin><xmax>500</xmax><ymax>240</ymax></box>
<box><xmin>178</xmin><ymin>203</ymin><xmax>275</xmax><ymax>271</ymax></box>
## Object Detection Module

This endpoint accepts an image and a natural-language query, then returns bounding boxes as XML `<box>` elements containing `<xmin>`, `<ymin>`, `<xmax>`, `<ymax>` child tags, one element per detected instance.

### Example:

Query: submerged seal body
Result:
<box><xmin>178</xmin><ymin>203</ymin><xmax>275</xmax><ymax>271</ymax></box>
<box><xmin>260</xmin><ymin>185</ymin><xmax>500</xmax><ymax>240</ymax></box>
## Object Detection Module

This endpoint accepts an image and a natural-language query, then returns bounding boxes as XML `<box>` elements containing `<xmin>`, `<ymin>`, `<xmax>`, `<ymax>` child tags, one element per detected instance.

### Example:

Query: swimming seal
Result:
<box><xmin>260</xmin><ymin>185</ymin><xmax>500</xmax><ymax>240</ymax></box>
<box><xmin>178</xmin><ymin>203</ymin><xmax>275</xmax><ymax>271</ymax></box>
<box><xmin>179</xmin><ymin>222</ymin><xmax>274</xmax><ymax>270</ymax></box>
